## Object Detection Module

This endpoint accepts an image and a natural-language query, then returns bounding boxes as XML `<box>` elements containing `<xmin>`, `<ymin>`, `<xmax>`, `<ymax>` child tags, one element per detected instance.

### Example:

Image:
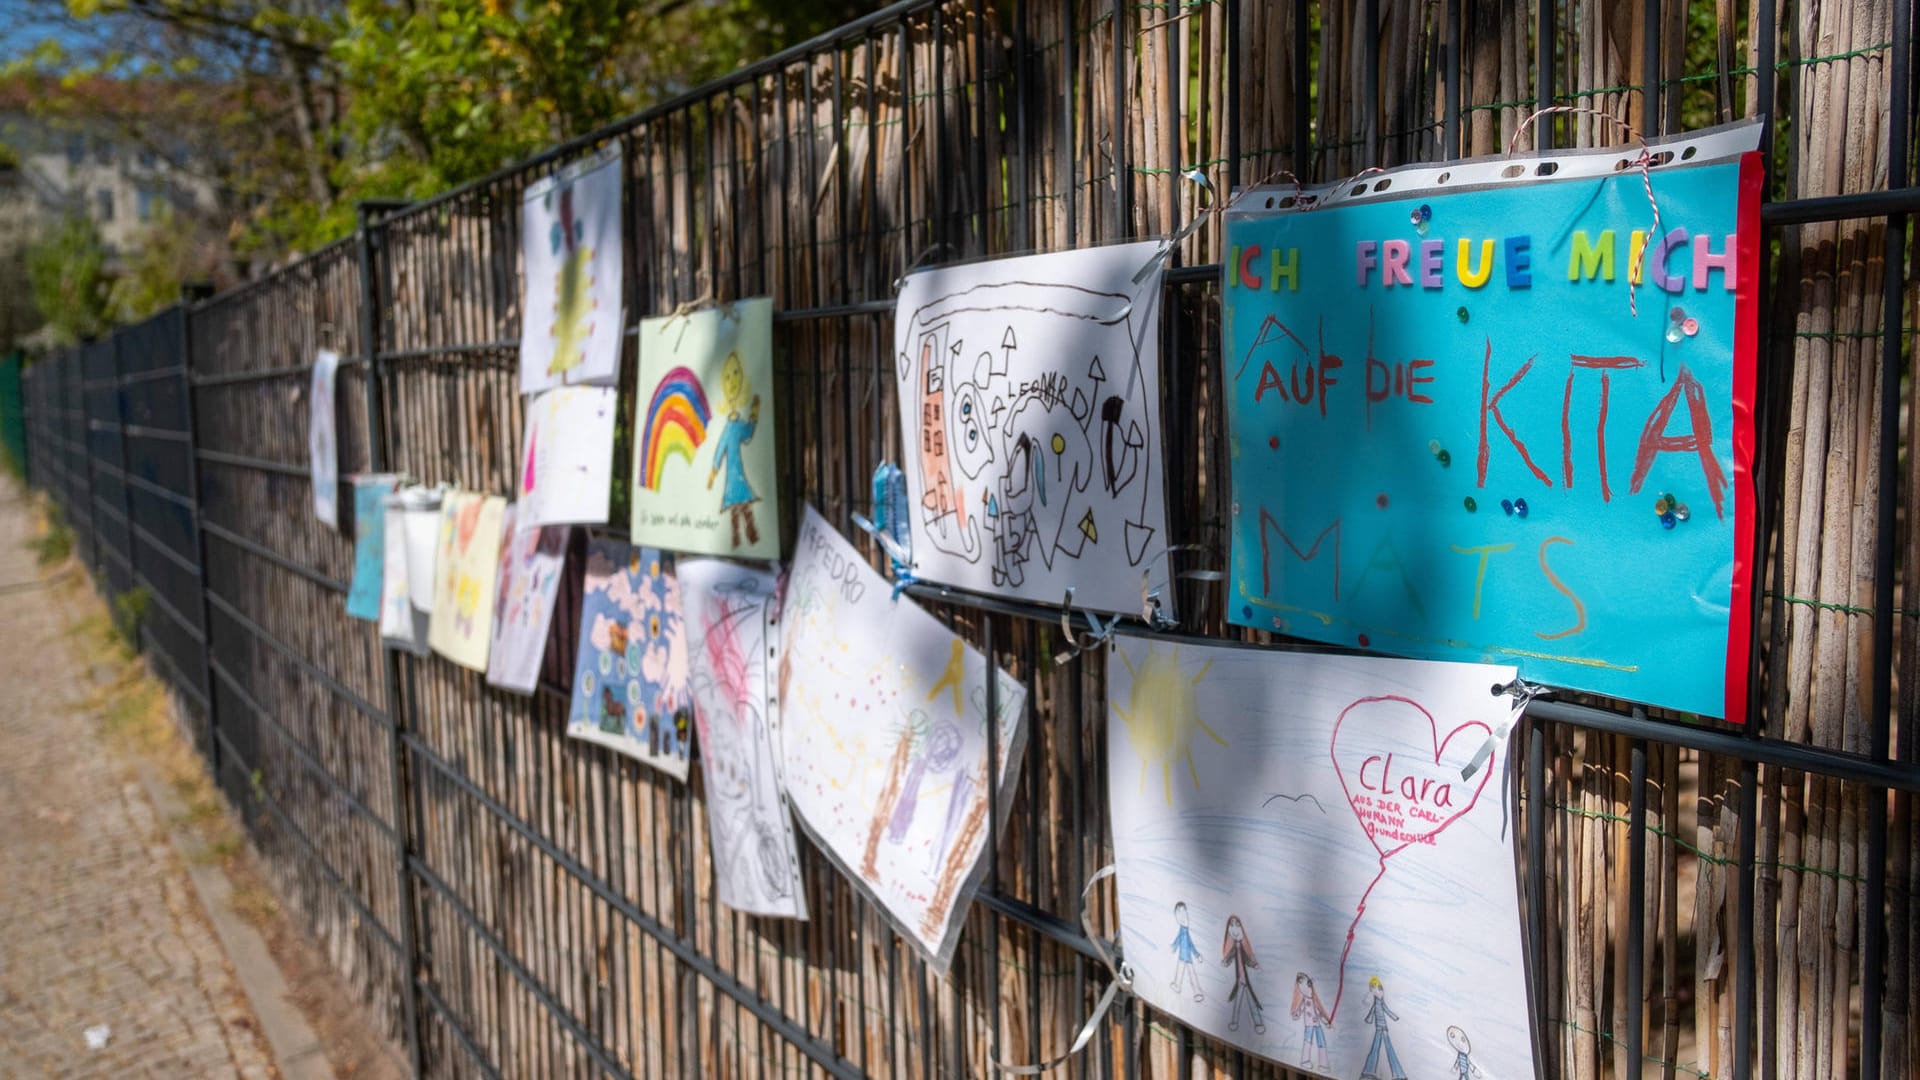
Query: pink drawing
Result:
<box><xmin>523</xmin><ymin>423</ymin><xmax>539</xmax><ymax>494</ymax></box>
<box><xmin>1326</xmin><ymin>695</ymin><xmax>1492</xmax><ymax>1021</ymax></box>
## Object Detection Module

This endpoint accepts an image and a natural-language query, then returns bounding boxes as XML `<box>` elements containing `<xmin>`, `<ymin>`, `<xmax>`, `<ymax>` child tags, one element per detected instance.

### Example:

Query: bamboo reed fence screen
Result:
<box><xmin>17</xmin><ymin>0</ymin><xmax>1920</xmax><ymax>1077</ymax></box>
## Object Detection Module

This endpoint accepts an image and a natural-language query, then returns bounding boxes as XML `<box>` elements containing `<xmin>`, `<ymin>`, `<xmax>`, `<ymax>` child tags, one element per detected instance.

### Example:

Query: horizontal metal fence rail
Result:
<box><xmin>14</xmin><ymin>2</ymin><xmax>1918</xmax><ymax>1078</ymax></box>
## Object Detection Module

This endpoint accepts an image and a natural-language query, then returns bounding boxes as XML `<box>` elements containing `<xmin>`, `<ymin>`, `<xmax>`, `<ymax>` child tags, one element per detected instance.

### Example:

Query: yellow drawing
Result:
<box><xmin>1111</xmin><ymin>645</ymin><xmax>1226</xmax><ymax>804</ymax></box>
<box><xmin>455</xmin><ymin>574</ymin><xmax>482</xmax><ymax>636</ymax></box>
<box><xmin>546</xmin><ymin>185</ymin><xmax>598</xmax><ymax>378</ymax></box>
<box><xmin>927</xmin><ymin>638</ymin><xmax>966</xmax><ymax>716</ymax></box>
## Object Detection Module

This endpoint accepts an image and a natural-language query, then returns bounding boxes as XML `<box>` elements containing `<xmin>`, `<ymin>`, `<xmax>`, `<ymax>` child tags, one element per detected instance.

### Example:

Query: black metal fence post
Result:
<box><xmin>357</xmin><ymin>199</ymin><xmax>427</xmax><ymax>1079</ymax></box>
<box><xmin>111</xmin><ymin>332</ymin><xmax>137</xmax><ymax>627</ymax></box>
<box><xmin>179</xmin><ymin>285</ymin><xmax>222</xmax><ymax>778</ymax></box>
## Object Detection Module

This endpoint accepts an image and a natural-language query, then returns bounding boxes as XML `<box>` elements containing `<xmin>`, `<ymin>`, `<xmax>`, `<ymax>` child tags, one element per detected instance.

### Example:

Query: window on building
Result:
<box><xmin>136</xmin><ymin>188</ymin><xmax>164</xmax><ymax>222</ymax></box>
<box><xmin>137</xmin><ymin>147</ymin><xmax>157</xmax><ymax>169</ymax></box>
<box><xmin>93</xmin><ymin>136</ymin><xmax>112</xmax><ymax>165</ymax></box>
<box><xmin>65</xmin><ymin>134</ymin><xmax>84</xmax><ymax>167</ymax></box>
<box><xmin>95</xmin><ymin>188</ymin><xmax>114</xmax><ymax>222</ymax></box>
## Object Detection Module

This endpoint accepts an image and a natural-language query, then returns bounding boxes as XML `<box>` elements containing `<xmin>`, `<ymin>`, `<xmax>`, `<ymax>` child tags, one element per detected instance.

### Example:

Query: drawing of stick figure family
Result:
<box><xmin>1169</xmin><ymin>903</ymin><xmax>1481</xmax><ymax>1079</ymax></box>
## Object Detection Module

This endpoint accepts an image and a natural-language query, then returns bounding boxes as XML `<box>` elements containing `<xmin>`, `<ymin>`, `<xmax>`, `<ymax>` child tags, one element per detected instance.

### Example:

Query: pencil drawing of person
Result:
<box><xmin>706</xmin><ymin>351</ymin><xmax>762</xmax><ymax>548</ymax></box>
<box><xmin>1221</xmin><ymin>914</ymin><xmax>1264</xmax><ymax>1034</ymax></box>
<box><xmin>1168</xmin><ymin>901</ymin><xmax>1204</xmax><ymax>1002</ymax></box>
<box><xmin>1289</xmin><ymin>971</ymin><xmax>1331</xmax><ymax>1069</ymax></box>
<box><xmin>1360</xmin><ymin>976</ymin><xmax>1406</xmax><ymax>1080</ymax></box>
<box><xmin>1446</xmin><ymin>1025</ymin><xmax>1483</xmax><ymax>1080</ymax></box>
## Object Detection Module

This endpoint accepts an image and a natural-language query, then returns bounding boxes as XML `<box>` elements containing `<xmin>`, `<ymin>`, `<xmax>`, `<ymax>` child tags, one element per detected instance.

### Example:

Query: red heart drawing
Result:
<box><xmin>1324</xmin><ymin>694</ymin><xmax>1497</xmax><ymax>1022</ymax></box>
<box><xmin>1330</xmin><ymin>694</ymin><xmax>1492</xmax><ymax>859</ymax></box>
<box><xmin>456</xmin><ymin>498</ymin><xmax>483</xmax><ymax>553</ymax></box>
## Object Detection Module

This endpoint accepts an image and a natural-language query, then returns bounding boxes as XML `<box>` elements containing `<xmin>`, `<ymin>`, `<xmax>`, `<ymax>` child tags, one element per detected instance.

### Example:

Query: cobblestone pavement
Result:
<box><xmin>0</xmin><ymin>476</ymin><xmax>276</xmax><ymax>1079</ymax></box>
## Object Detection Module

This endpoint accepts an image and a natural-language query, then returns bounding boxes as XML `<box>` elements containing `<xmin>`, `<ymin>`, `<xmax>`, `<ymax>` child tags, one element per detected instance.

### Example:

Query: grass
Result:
<box><xmin>49</xmin><ymin>540</ymin><xmax>249</xmax><ymax>878</ymax></box>
<box><xmin>31</xmin><ymin>502</ymin><xmax>71</xmax><ymax>566</ymax></box>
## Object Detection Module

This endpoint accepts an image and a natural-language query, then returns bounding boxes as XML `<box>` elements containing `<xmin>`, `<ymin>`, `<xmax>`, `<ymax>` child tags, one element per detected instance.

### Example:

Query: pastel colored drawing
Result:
<box><xmin>639</xmin><ymin>366</ymin><xmax>712</xmax><ymax>490</ymax></box>
<box><xmin>546</xmin><ymin>185</ymin><xmax>598</xmax><ymax>377</ymax></box>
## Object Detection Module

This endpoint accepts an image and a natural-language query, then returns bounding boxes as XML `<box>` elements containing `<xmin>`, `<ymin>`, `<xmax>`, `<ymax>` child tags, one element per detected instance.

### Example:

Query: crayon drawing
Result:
<box><xmin>679</xmin><ymin>559</ymin><xmax>806</xmax><ymax>919</ymax></box>
<box><xmin>777</xmin><ymin>506</ymin><xmax>1026</xmax><ymax>969</ymax></box>
<box><xmin>345</xmin><ymin>473</ymin><xmax>401</xmax><ymax>621</ymax></box>
<box><xmin>427</xmin><ymin>492</ymin><xmax>506</xmax><ymax>671</ymax></box>
<box><xmin>565</xmin><ymin>539</ymin><xmax>693</xmax><ymax>780</ymax></box>
<box><xmin>485</xmin><ymin>504</ymin><xmax>569</xmax><ymax>695</ymax></box>
<box><xmin>380</xmin><ymin>487</ymin><xmax>441</xmax><ymax>655</ymax></box>
<box><xmin>310</xmin><ymin>348</ymin><xmax>340</xmax><ymax>527</ymax></box>
<box><xmin>519</xmin><ymin>385</ymin><xmax>617</xmax><ymax>527</ymax></box>
<box><xmin>892</xmin><ymin>243</ymin><xmax>1170</xmax><ymax>616</ymax></box>
<box><xmin>630</xmin><ymin>299</ymin><xmax>780</xmax><ymax>559</ymax></box>
<box><xmin>1106</xmin><ymin>635</ymin><xmax>1533</xmax><ymax>1077</ymax></box>
<box><xmin>518</xmin><ymin>146</ymin><xmax>625</xmax><ymax>393</ymax></box>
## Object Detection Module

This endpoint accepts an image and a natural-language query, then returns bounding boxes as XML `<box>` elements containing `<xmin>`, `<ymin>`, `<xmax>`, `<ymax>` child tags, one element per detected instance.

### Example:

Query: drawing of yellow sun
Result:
<box><xmin>1111</xmin><ymin>646</ymin><xmax>1226</xmax><ymax>804</ymax></box>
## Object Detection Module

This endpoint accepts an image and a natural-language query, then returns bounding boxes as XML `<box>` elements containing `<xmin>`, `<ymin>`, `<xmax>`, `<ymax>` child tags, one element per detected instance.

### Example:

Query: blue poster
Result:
<box><xmin>1223</xmin><ymin>140</ymin><xmax>1760</xmax><ymax>719</ymax></box>
<box><xmin>345</xmin><ymin>474</ymin><xmax>401</xmax><ymax>621</ymax></box>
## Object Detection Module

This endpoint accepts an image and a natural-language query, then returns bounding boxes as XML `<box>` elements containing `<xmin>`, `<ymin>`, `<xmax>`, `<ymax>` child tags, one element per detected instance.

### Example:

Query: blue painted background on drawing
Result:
<box><xmin>1223</xmin><ymin>157</ymin><xmax>1756</xmax><ymax>718</ymax></box>
<box><xmin>345</xmin><ymin>475</ymin><xmax>400</xmax><ymax>621</ymax></box>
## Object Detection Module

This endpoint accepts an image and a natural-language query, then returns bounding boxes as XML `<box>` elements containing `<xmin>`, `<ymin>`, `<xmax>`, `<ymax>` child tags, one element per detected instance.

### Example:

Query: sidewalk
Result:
<box><xmin>0</xmin><ymin>475</ymin><xmax>277</xmax><ymax>1079</ymax></box>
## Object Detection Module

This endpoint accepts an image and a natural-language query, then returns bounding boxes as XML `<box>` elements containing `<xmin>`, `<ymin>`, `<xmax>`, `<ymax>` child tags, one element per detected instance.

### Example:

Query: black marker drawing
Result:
<box><xmin>893</xmin><ymin>245</ymin><xmax>1171</xmax><ymax>616</ymax></box>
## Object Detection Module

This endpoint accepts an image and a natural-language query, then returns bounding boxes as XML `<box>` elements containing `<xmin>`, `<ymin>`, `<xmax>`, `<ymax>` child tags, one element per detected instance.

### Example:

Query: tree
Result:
<box><xmin>0</xmin><ymin>149</ymin><xmax>47</xmax><ymax>350</ymax></box>
<box><xmin>26</xmin><ymin>213</ymin><xmax>116</xmax><ymax>344</ymax></box>
<box><xmin>110</xmin><ymin>203</ymin><xmax>223</xmax><ymax>320</ymax></box>
<box><xmin>8</xmin><ymin>0</ymin><xmax>876</xmax><ymax>263</ymax></box>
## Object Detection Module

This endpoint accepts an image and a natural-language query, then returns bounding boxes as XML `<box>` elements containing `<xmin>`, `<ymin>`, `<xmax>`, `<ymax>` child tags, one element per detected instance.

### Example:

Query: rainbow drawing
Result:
<box><xmin>639</xmin><ymin>367</ymin><xmax>712</xmax><ymax>490</ymax></box>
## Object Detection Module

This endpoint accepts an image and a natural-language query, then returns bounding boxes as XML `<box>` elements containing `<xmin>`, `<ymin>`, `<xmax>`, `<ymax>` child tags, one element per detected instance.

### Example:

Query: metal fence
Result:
<box><xmin>17</xmin><ymin>1</ymin><xmax>1920</xmax><ymax>1077</ymax></box>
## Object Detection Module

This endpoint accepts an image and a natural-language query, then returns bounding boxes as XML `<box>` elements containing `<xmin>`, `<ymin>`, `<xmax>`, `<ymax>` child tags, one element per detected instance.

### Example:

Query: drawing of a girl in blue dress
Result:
<box><xmin>1290</xmin><ymin>971</ymin><xmax>1332</xmax><ymax>1070</ymax></box>
<box><xmin>1168</xmin><ymin>901</ymin><xmax>1204</xmax><ymax>1001</ymax></box>
<box><xmin>706</xmin><ymin>351</ymin><xmax>762</xmax><ymax>549</ymax></box>
<box><xmin>1221</xmin><ymin>914</ymin><xmax>1265</xmax><ymax>1034</ymax></box>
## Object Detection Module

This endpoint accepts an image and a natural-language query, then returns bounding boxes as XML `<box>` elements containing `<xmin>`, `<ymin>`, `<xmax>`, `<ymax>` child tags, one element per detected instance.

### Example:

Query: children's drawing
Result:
<box><xmin>1106</xmin><ymin>635</ymin><xmax>1533</xmax><ymax>1077</ymax></box>
<box><xmin>776</xmin><ymin>505</ymin><xmax>1027</xmax><ymax>970</ymax></box>
<box><xmin>518</xmin><ymin>146</ymin><xmax>624</xmax><ymax>393</ymax></box>
<box><xmin>426</xmin><ymin>490</ymin><xmax>506</xmax><ymax>668</ymax></box>
<box><xmin>891</xmin><ymin>243</ymin><xmax>1171</xmax><ymax>616</ymax></box>
<box><xmin>1222</xmin><ymin>914</ymin><xmax>1266</xmax><ymax>1034</ymax></box>
<box><xmin>679</xmin><ymin>558</ymin><xmax>806</xmax><ymax>919</ymax></box>
<box><xmin>630</xmin><ymin>299</ymin><xmax>780</xmax><ymax>559</ymax></box>
<box><xmin>1360</xmin><ymin>977</ymin><xmax>1406</xmax><ymax>1080</ymax></box>
<box><xmin>518</xmin><ymin>385</ymin><xmax>616</xmax><ymax>527</ymax></box>
<box><xmin>564</xmin><ymin>538</ymin><xmax>693</xmax><ymax>780</ymax></box>
<box><xmin>309</xmin><ymin>348</ymin><xmax>340</xmax><ymax>527</ymax></box>
<box><xmin>1291</xmin><ymin>972</ymin><xmax>1333</xmax><ymax>1070</ymax></box>
<box><xmin>1170</xmin><ymin>901</ymin><xmax>1205</xmax><ymax>1001</ymax></box>
<box><xmin>427</xmin><ymin>492</ymin><xmax>506</xmax><ymax>671</ymax></box>
<box><xmin>380</xmin><ymin>486</ymin><xmax>441</xmax><ymax>655</ymax></box>
<box><xmin>345</xmin><ymin>473</ymin><xmax>400</xmax><ymax>621</ymax></box>
<box><xmin>1221</xmin><ymin>126</ymin><xmax>1763</xmax><ymax>719</ymax></box>
<box><xmin>485</xmin><ymin>504</ymin><xmax>569</xmax><ymax>695</ymax></box>
<box><xmin>401</xmin><ymin>491</ymin><xmax>444</xmax><ymax>612</ymax></box>
<box><xmin>1446</xmin><ymin>1025</ymin><xmax>1485</xmax><ymax>1080</ymax></box>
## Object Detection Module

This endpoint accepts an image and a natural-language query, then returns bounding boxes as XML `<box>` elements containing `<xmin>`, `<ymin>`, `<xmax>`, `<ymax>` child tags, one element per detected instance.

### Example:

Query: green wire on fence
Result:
<box><xmin>1548</xmin><ymin>800</ymin><xmax>1868</xmax><ymax>884</ymax></box>
<box><xmin>1550</xmin><ymin>1017</ymin><xmax>1716</xmax><ymax>1079</ymax></box>
<box><xmin>1461</xmin><ymin>42</ymin><xmax>1893</xmax><ymax>115</ymax></box>
<box><xmin>1765</xmin><ymin>591</ymin><xmax>1920</xmax><ymax>618</ymax></box>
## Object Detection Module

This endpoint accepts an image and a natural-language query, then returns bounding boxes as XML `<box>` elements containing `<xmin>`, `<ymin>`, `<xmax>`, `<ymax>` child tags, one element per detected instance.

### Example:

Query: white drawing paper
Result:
<box><xmin>892</xmin><ymin>242</ymin><xmax>1171</xmax><ymax>616</ymax></box>
<box><xmin>379</xmin><ymin>487</ymin><xmax>440</xmax><ymax>655</ymax></box>
<box><xmin>777</xmin><ymin>505</ymin><xmax>1027</xmax><ymax>970</ymax></box>
<box><xmin>427</xmin><ymin>492</ymin><xmax>506</xmax><ymax>672</ymax></box>
<box><xmin>401</xmin><ymin>491</ymin><xmax>444</xmax><ymax>613</ymax></box>
<box><xmin>679</xmin><ymin>559</ymin><xmax>806</xmax><ymax>920</ymax></box>
<box><xmin>518</xmin><ymin>385</ymin><xmax>617</xmax><ymax>527</ymax></box>
<box><xmin>518</xmin><ymin>146</ymin><xmax>625</xmax><ymax>393</ymax></box>
<box><xmin>486</xmin><ymin>504</ymin><xmax>569</xmax><ymax>694</ymax></box>
<box><xmin>1106</xmin><ymin>635</ymin><xmax>1533</xmax><ymax>1078</ymax></box>
<box><xmin>310</xmin><ymin>348</ymin><xmax>340</xmax><ymax>527</ymax></box>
